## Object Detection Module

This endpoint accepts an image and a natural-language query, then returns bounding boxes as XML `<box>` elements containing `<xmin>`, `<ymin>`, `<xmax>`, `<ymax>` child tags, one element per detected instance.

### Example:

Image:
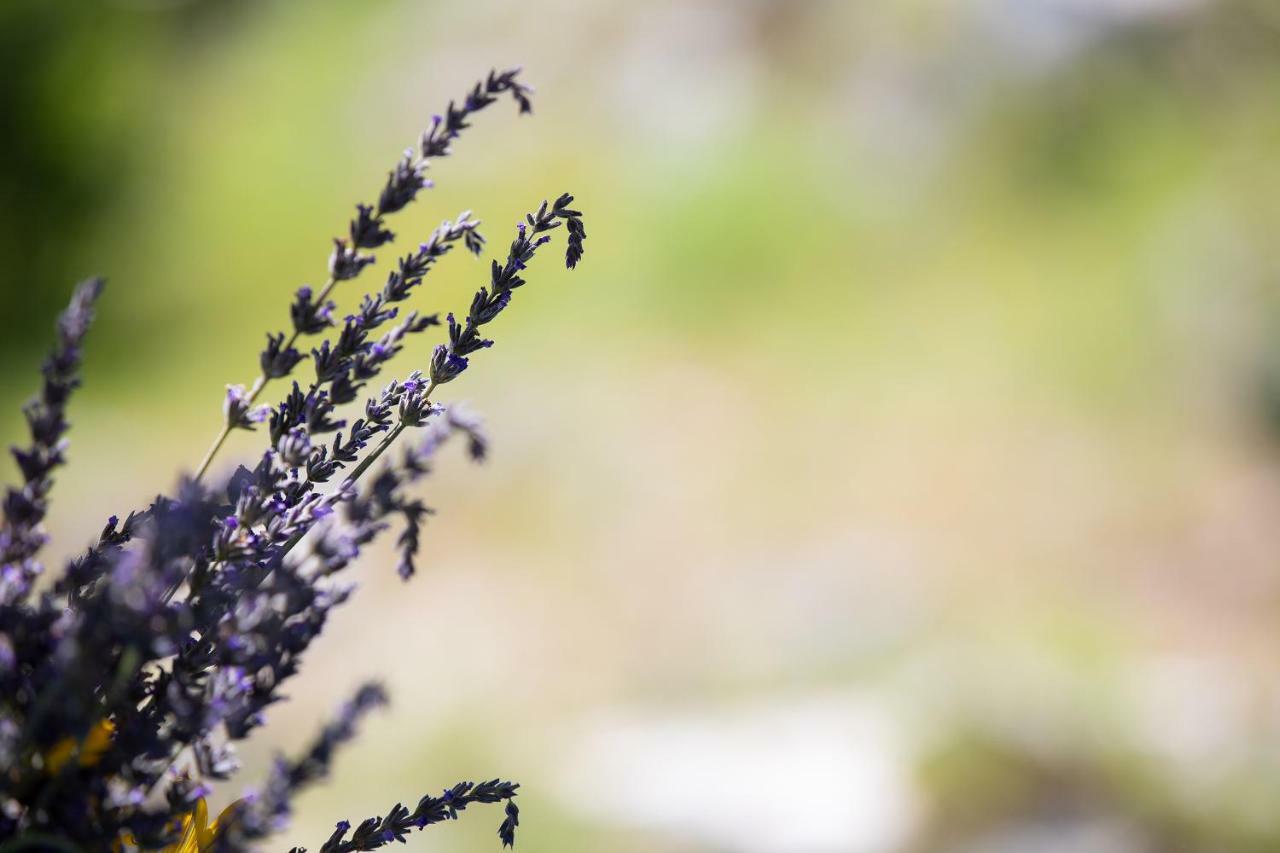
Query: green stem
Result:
<box><xmin>279</xmin><ymin>378</ymin><xmax>436</xmax><ymax>560</ymax></box>
<box><xmin>192</xmin><ymin>277</ymin><xmax>338</xmax><ymax>483</ymax></box>
<box><xmin>343</xmin><ymin>422</ymin><xmax>406</xmax><ymax>488</ymax></box>
<box><xmin>276</xmin><ymin>424</ymin><xmax>404</xmax><ymax>560</ymax></box>
<box><xmin>150</xmin><ymin>387</ymin><xmax>434</xmax><ymax>800</ymax></box>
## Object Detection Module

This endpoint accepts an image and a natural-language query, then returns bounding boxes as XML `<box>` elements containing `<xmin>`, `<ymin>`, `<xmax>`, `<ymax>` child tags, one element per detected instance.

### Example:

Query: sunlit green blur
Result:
<box><xmin>5</xmin><ymin>1</ymin><xmax>1280</xmax><ymax>850</ymax></box>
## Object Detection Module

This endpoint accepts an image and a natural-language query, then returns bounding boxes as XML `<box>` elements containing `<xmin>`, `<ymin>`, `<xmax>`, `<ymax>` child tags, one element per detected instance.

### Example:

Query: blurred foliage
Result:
<box><xmin>0</xmin><ymin>0</ymin><xmax>263</xmax><ymax>358</ymax></box>
<box><xmin>913</xmin><ymin>724</ymin><xmax>1280</xmax><ymax>852</ymax></box>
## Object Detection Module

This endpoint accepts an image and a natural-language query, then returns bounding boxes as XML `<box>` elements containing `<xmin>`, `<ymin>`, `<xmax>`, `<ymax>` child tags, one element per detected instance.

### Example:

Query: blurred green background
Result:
<box><xmin>6</xmin><ymin>0</ymin><xmax>1280</xmax><ymax>850</ymax></box>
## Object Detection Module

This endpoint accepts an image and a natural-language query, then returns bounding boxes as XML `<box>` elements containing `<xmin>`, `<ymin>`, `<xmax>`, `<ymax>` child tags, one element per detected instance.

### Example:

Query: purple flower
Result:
<box><xmin>0</xmin><ymin>67</ymin><xmax>574</xmax><ymax>853</ymax></box>
<box><xmin>428</xmin><ymin>345</ymin><xmax>469</xmax><ymax>385</ymax></box>
<box><xmin>224</xmin><ymin>384</ymin><xmax>270</xmax><ymax>431</ymax></box>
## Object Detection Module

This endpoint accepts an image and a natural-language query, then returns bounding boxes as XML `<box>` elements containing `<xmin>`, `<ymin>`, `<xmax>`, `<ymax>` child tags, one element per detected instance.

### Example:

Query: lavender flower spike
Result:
<box><xmin>193</xmin><ymin>69</ymin><xmax>535</xmax><ymax>482</ymax></box>
<box><xmin>224</xmin><ymin>384</ymin><xmax>270</xmax><ymax>431</ymax></box>
<box><xmin>305</xmin><ymin>780</ymin><xmax>522</xmax><ymax>852</ymax></box>
<box><xmin>1</xmin><ymin>276</ymin><xmax>103</xmax><ymax>604</ymax></box>
<box><xmin>222</xmin><ymin>683</ymin><xmax>389</xmax><ymax>842</ymax></box>
<box><xmin>1</xmin><ymin>69</ymin><xmax>584</xmax><ymax>853</ymax></box>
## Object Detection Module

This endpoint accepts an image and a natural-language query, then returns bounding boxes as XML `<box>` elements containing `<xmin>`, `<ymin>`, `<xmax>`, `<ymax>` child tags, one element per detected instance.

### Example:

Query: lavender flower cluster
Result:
<box><xmin>0</xmin><ymin>67</ymin><xmax>583</xmax><ymax>851</ymax></box>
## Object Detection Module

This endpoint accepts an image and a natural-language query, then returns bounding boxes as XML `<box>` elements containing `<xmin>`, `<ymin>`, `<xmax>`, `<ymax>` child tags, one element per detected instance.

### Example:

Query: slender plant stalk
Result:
<box><xmin>149</xmin><ymin>389</ymin><xmax>429</xmax><ymax>789</ymax></box>
<box><xmin>193</xmin><ymin>424</ymin><xmax>233</xmax><ymax>483</ymax></box>
<box><xmin>193</xmin><ymin>278</ymin><xmax>340</xmax><ymax>482</ymax></box>
<box><xmin>341</xmin><ymin>421</ymin><xmax>408</xmax><ymax>489</ymax></box>
<box><xmin>276</xmin><ymin>383</ymin><xmax>433</xmax><ymax>559</ymax></box>
<box><xmin>177</xmin><ymin>381</ymin><xmax>434</xmax><ymax>607</ymax></box>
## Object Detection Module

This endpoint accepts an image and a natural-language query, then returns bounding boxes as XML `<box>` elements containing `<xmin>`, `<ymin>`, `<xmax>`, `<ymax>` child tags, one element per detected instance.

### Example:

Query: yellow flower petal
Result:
<box><xmin>44</xmin><ymin>719</ymin><xmax>115</xmax><ymax>774</ymax></box>
<box><xmin>44</xmin><ymin>738</ymin><xmax>76</xmax><ymax>775</ymax></box>
<box><xmin>209</xmin><ymin>799</ymin><xmax>244</xmax><ymax>836</ymax></box>
<box><xmin>80</xmin><ymin>719</ymin><xmax>114</xmax><ymax>766</ymax></box>
<box><xmin>111</xmin><ymin>794</ymin><xmax>244</xmax><ymax>851</ymax></box>
<box><xmin>149</xmin><ymin>796</ymin><xmax>244</xmax><ymax>853</ymax></box>
<box><xmin>171</xmin><ymin>806</ymin><xmax>199</xmax><ymax>853</ymax></box>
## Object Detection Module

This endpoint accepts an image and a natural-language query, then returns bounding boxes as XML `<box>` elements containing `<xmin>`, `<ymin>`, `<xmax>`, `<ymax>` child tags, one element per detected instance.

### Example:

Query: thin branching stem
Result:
<box><xmin>193</xmin><ymin>277</ymin><xmax>340</xmax><ymax>482</ymax></box>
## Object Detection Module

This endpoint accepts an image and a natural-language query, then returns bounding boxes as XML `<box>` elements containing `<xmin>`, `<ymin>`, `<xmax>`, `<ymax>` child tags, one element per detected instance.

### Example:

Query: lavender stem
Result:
<box><xmin>193</xmin><ymin>277</ymin><xmax>342</xmax><ymax>482</ymax></box>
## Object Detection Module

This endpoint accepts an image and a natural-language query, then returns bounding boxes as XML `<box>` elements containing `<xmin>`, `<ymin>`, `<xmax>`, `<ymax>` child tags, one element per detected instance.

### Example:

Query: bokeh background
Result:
<box><xmin>5</xmin><ymin>0</ymin><xmax>1280</xmax><ymax>850</ymax></box>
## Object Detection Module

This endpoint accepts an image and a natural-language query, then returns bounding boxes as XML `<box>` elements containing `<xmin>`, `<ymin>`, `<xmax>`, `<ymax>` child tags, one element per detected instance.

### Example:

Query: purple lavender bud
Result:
<box><xmin>428</xmin><ymin>345</ymin><xmax>468</xmax><ymax>385</ymax></box>
<box><xmin>398</xmin><ymin>388</ymin><xmax>434</xmax><ymax>428</ymax></box>
<box><xmin>377</xmin><ymin>155</ymin><xmax>429</xmax><ymax>216</ymax></box>
<box><xmin>350</xmin><ymin>203</ymin><xmax>395</xmax><ymax>249</ymax></box>
<box><xmin>328</xmin><ymin>239</ymin><xmax>376</xmax><ymax>282</ymax></box>
<box><xmin>224</xmin><ymin>384</ymin><xmax>270</xmax><ymax>431</ymax></box>
<box><xmin>278</xmin><ymin>426</ymin><xmax>314</xmax><ymax>468</ymax></box>
<box><xmin>499</xmin><ymin>799</ymin><xmax>520</xmax><ymax>847</ymax></box>
<box><xmin>261</xmin><ymin>331</ymin><xmax>303</xmax><ymax>379</ymax></box>
<box><xmin>292</xmin><ymin>286</ymin><xmax>337</xmax><ymax>336</ymax></box>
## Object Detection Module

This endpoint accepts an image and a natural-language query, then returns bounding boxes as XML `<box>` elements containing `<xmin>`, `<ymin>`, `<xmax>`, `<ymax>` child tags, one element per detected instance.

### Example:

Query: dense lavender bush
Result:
<box><xmin>0</xmin><ymin>68</ymin><xmax>585</xmax><ymax>851</ymax></box>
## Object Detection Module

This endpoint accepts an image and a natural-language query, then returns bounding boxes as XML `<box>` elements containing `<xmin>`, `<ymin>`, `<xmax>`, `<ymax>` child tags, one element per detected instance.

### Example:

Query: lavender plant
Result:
<box><xmin>0</xmin><ymin>67</ymin><xmax>584</xmax><ymax>851</ymax></box>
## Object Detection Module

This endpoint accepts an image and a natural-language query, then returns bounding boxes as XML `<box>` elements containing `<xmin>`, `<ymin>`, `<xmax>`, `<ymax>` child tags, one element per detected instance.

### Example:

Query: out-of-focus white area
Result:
<box><xmin>553</xmin><ymin>694</ymin><xmax>918</xmax><ymax>852</ymax></box>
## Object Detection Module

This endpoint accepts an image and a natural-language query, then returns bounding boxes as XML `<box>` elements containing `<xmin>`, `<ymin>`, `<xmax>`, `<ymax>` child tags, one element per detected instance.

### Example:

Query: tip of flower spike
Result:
<box><xmin>499</xmin><ymin>799</ymin><xmax>520</xmax><ymax>847</ymax></box>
